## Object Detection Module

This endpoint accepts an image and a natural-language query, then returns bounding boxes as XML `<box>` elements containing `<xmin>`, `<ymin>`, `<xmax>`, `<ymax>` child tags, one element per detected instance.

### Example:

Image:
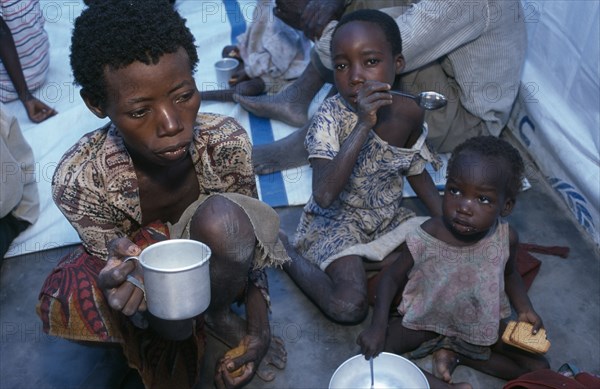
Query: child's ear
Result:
<box><xmin>500</xmin><ymin>197</ymin><xmax>516</xmax><ymax>217</ymax></box>
<box><xmin>394</xmin><ymin>54</ymin><xmax>405</xmax><ymax>75</ymax></box>
<box><xmin>80</xmin><ymin>90</ymin><xmax>107</xmax><ymax>119</ymax></box>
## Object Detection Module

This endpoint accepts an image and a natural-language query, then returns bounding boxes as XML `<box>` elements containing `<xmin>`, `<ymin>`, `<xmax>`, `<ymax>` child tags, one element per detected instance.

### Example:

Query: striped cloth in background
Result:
<box><xmin>0</xmin><ymin>0</ymin><xmax>50</xmax><ymax>102</ymax></box>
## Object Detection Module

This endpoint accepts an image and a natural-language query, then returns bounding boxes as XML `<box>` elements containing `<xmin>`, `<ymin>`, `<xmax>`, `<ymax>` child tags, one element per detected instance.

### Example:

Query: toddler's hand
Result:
<box><xmin>517</xmin><ymin>310</ymin><xmax>544</xmax><ymax>334</ymax></box>
<box><xmin>356</xmin><ymin>323</ymin><xmax>387</xmax><ymax>360</ymax></box>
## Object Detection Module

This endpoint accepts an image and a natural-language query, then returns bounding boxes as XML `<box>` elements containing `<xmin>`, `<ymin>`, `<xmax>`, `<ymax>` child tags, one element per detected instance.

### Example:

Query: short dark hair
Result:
<box><xmin>332</xmin><ymin>9</ymin><xmax>402</xmax><ymax>56</ymax></box>
<box><xmin>71</xmin><ymin>0</ymin><xmax>198</xmax><ymax>108</ymax></box>
<box><xmin>448</xmin><ymin>136</ymin><xmax>525</xmax><ymax>199</ymax></box>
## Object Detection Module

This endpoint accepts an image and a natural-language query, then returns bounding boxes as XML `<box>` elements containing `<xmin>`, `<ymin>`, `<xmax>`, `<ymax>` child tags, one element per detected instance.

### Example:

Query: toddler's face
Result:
<box><xmin>96</xmin><ymin>47</ymin><xmax>201</xmax><ymax>167</ymax></box>
<box><xmin>331</xmin><ymin>21</ymin><xmax>403</xmax><ymax>109</ymax></box>
<box><xmin>442</xmin><ymin>152</ymin><xmax>514</xmax><ymax>241</ymax></box>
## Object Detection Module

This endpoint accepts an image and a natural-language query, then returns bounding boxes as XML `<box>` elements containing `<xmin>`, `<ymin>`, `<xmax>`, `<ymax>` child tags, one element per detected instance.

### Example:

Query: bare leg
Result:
<box><xmin>190</xmin><ymin>196</ymin><xmax>286</xmax><ymax>381</ymax></box>
<box><xmin>279</xmin><ymin>231</ymin><xmax>368</xmax><ymax>323</ymax></box>
<box><xmin>200</xmin><ymin>89</ymin><xmax>236</xmax><ymax>103</ymax></box>
<box><xmin>200</xmin><ymin>78</ymin><xmax>265</xmax><ymax>103</ymax></box>
<box><xmin>233</xmin><ymin>63</ymin><xmax>325</xmax><ymax>127</ymax></box>
<box><xmin>190</xmin><ymin>196</ymin><xmax>255</xmax><ymax>344</ymax></box>
<box><xmin>252</xmin><ymin>124</ymin><xmax>310</xmax><ymax>175</ymax></box>
<box><xmin>251</xmin><ymin>84</ymin><xmax>337</xmax><ymax>175</ymax></box>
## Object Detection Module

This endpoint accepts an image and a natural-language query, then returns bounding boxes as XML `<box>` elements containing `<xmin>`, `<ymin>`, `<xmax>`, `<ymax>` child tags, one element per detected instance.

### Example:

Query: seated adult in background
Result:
<box><xmin>0</xmin><ymin>0</ymin><xmax>56</xmax><ymax>122</ymax></box>
<box><xmin>36</xmin><ymin>1</ymin><xmax>287</xmax><ymax>388</ymax></box>
<box><xmin>242</xmin><ymin>0</ymin><xmax>526</xmax><ymax>173</ymax></box>
<box><xmin>201</xmin><ymin>0</ymin><xmax>311</xmax><ymax>102</ymax></box>
<box><xmin>0</xmin><ymin>102</ymin><xmax>39</xmax><ymax>259</ymax></box>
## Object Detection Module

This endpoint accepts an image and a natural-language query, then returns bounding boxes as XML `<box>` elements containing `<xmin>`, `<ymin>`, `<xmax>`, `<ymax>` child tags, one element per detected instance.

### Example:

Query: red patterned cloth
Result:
<box><xmin>37</xmin><ymin>245</ymin><xmax>119</xmax><ymax>341</ymax></box>
<box><xmin>37</xmin><ymin>221</ymin><xmax>169</xmax><ymax>342</ymax></box>
<box><xmin>36</xmin><ymin>222</ymin><xmax>206</xmax><ymax>388</ymax></box>
<box><xmin>517</xmin><ymin>243</ymin><xmax>569</xmax><ymax>291</ymax></box>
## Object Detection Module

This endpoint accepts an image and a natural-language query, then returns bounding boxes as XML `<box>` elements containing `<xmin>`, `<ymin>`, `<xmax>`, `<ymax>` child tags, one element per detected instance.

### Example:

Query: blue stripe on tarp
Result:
<box><xmin>222</xmin><ymin>0</ymin><xmax>289</xmax><ymax>207</ymax></box>
<box><xmin>222</xmin><ymin>0</ymin><xmax>247</xmax><ymax>44</ymax></box>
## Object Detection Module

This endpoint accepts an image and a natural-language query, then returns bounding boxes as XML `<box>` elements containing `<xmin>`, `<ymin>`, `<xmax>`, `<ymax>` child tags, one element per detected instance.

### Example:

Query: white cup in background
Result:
<box><xmin>214</xmin><ymin>57</ymin><xmax>239</xmax><ymax>88</ymax></box>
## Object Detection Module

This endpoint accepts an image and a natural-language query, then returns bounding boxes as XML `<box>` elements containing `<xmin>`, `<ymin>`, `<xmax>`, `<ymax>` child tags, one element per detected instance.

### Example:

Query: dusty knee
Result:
<box><xmin>190</xmin><ymin>195</ymin><xmax>255</xmax><ymax>260</ymax></box>
<box><xmin>328</xmin><ymin>292</ymin><xmax>368</xmax><ymax>324</ymax></box>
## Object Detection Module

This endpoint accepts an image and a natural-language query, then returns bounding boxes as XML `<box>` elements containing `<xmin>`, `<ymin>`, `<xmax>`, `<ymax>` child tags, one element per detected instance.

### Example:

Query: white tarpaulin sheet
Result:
<box><xmin>4</xmin><ymin>0</ymin><xmax>452</xmax><ymax>258</ymax></box>
<box><xmin>507</xmin><ymin>1</ymin><xmax>599</xmax><ymax>246</ymax></box>
<box><xmin>4</xmin><ymin>0</ymin><xmax>596</xmax><ymax>257</ymax></box>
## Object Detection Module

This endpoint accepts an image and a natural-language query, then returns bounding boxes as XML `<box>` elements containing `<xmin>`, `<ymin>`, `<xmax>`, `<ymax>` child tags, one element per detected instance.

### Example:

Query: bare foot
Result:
<box><xmin>252</xmin><ymin>125</ymin><xmax>309</xmax><ymax>174</ymax></box>
<box><xmin>233</xmin><ymin>89</ymin><xmax>310</xmax><ymax>127</ymax></box>
<box><xmin>433</xmin><ymin>348</ymin><xmax>460</xmax><ymax>383</ymax></box>
<box><xmin>255</xmin><ymin>335</ymin><xmax>287</xmax><ymax>381</ymax></box>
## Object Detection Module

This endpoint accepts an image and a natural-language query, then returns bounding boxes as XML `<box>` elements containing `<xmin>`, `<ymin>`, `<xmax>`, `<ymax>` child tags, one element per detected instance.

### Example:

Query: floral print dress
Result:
<box><xmin>293</xmin><ymin>94</ymin><xmax>440</xmax><ymax>270</ymax></box>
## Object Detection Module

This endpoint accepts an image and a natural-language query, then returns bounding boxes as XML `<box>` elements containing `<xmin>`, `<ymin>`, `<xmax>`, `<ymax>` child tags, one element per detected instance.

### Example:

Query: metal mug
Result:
<box><xmin>125</xmin><ymin>239</ymin><xmax>212</xmax><ymax>320</ymax></box>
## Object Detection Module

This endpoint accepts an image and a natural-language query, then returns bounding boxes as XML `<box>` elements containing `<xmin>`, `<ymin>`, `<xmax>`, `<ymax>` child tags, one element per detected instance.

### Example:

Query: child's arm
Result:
<box><xmin>357</xmin><ymin>244</ymin><xmax>414</xmax><ymax>359</ymax></box>
<box><xmin>406</xmin><ymin>171</ymin><xmax>442</xmax><ymax>217</ymax></box>
<box><xmin>0</xmin><ymin>17</ymin><xmax>56</xmax><ymax>123</ymax></box>
<box><xmin>504</xmin><ymin>226</ymin><xmax>544</xmax><ymax>333</ymax></box>
<box><xmin>312</xmin><ymin>81</ymin><xmax>393</xmax><ymax>208</ymax></box>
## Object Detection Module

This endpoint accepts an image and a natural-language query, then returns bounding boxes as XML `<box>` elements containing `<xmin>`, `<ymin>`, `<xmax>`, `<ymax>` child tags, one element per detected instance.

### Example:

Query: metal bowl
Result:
<box><xmin>329</xmin><ymin>352</ymin><xmax>429</xmax><ymax>389</ymax></box>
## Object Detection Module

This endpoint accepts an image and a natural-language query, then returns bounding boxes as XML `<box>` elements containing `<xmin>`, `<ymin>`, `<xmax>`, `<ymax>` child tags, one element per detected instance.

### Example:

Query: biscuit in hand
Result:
<box><xmin>223</xmin><ymin>343</ymin><xmax>248</xmax><ymax>377</ymax></box>
<box><xmin>502</xmin><ymin>321</ymin><xmax>550</xmax><ymax>354</ymax></box>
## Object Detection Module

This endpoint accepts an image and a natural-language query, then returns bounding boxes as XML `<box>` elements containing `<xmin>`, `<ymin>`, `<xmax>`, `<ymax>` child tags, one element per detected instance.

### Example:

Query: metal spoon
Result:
<box><xmin>390</xmin><ymin>90</ymin><xmax>448</xmax><ymax>110</ymax></box>
<box><xmin>369</xmin><ymin>357</ymin><xmax>374</xmax><ymax>389</ymax></box>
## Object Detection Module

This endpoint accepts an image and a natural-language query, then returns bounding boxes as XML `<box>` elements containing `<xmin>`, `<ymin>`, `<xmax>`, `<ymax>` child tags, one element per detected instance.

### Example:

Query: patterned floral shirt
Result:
<box><xmin>52</xmin><ymin>113</ymin><xmax>256</xmax><ymax>259</ymax></box>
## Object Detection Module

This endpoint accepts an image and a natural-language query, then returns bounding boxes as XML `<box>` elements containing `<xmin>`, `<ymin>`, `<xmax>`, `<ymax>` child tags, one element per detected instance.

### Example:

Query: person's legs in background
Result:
<box><xmin>0</xmin><ymin>214</ymin><xmax>30</xmax><ymax>260</ymax></box>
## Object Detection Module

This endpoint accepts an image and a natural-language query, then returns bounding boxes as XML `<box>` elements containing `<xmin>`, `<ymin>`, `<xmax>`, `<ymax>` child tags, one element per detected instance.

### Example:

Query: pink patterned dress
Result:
<box><xmin>399</xmin><ymin>219</ymin><xmax>513</xmax><ymax>346</ymax></box>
